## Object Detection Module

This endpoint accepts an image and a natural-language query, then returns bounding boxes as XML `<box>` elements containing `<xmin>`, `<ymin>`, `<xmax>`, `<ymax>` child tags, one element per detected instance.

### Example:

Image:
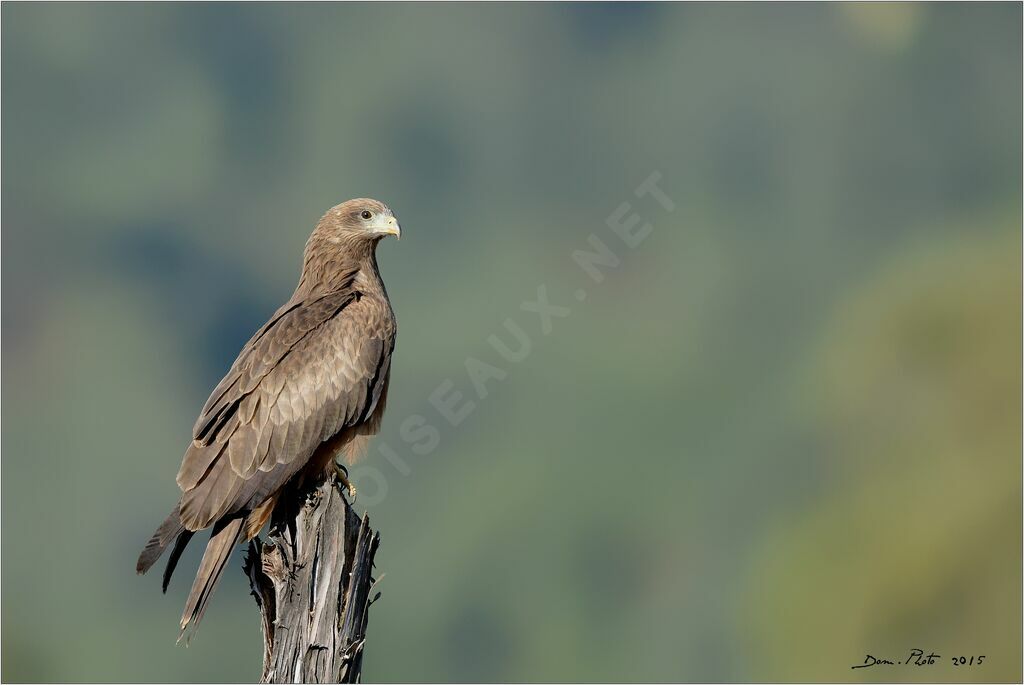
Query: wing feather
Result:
<box><xmin>178</xmin><ymin>283</ymin><xmax>356</xmax><ymax>486</ymax></box>
<box><xmin>176</xmin><ymin>272</ymin><xmax>394</xmax><ymax>531</ymax></box>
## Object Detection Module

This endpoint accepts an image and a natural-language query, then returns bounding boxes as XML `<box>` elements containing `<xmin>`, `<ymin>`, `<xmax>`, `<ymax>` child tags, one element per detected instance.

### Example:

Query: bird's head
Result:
<box><xmin>319</xmin><ymin>198</ymin><xmax>401</xmax><ymax>243</ymax></box>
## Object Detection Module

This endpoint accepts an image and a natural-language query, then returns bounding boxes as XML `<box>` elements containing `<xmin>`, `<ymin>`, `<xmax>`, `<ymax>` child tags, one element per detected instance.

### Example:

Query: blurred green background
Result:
<box><xmin>2</xmin><ymin>3</ymin><xmax>1021</xmax><ymax>682</ymax></box>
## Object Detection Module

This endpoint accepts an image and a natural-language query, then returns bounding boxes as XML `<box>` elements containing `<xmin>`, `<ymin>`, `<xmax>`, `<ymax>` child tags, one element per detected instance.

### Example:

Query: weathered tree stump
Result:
<box><xmin>244</xmin><ymin>477</ymin><xmax>380</xmax><ymax>683</ymax></box>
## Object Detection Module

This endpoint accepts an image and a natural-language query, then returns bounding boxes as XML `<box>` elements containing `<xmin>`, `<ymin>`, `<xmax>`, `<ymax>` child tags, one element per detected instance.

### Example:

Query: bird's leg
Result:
<box><xmin>332</xmin><ymin>461</ymin><xmax>357</xmax><ymax>501</ymax></box>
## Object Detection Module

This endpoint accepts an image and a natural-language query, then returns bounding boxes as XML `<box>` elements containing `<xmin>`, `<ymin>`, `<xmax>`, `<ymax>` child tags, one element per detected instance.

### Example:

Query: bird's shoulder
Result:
<box><xmin>191</xmin><ymin>281</ymin><xmax>359</xmax><ymax>444</ymax></box>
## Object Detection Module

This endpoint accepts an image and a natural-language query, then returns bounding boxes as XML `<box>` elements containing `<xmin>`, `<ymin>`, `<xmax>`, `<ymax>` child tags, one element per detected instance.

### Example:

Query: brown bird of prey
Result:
<box><xmin>137</xmin><ymin>198</ymin><xmax>400</xmax><ymax>637</ymax></box>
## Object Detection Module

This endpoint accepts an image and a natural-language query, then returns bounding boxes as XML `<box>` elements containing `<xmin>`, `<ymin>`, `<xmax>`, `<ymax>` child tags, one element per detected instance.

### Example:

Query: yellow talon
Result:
<box><xmin>333</xmin><ymin>462</ymin><xmax>357</xmax><ymax>501</ymax></box>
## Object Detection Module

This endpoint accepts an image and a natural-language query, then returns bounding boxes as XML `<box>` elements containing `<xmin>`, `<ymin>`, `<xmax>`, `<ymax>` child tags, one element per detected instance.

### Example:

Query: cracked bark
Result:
<box><xmin>244</xmin><ymin>477</ymin><xmax>381</xmax><ymax>683</ymax></box>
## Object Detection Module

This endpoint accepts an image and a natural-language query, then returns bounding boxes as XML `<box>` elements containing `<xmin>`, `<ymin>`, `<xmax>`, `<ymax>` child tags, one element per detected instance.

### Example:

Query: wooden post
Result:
<box><xmin>244</xmin><ymin>477</ymin><xmax>380</xmax><ymax>683</ymax></box>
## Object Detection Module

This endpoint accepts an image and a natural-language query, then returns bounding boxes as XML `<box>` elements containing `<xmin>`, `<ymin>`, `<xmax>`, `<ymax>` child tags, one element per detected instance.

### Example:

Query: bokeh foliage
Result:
<box><xmin>2</xmin><ymin>3</ymin><xmax>1020</xmax><ymax>682</ymax></box>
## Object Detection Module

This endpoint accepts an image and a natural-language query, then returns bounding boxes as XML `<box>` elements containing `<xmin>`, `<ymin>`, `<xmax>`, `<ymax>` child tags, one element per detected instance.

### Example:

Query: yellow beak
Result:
<box><xmin>373</xmin><ymin>215</ymin><xmax>401</xmax><ymax>240</ymax></box>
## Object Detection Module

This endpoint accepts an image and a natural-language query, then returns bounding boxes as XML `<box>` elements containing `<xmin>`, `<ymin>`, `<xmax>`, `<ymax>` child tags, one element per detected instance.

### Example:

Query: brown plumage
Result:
<box><xmin>136</xmin><ymin>198</ymin><xmax>400</xmax><ymax>638</ymax></box>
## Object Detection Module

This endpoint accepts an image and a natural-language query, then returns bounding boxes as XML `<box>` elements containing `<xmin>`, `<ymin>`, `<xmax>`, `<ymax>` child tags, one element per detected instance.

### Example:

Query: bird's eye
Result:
<box><xmin>361</xmin><ymin>210</ymin><xmax>373</xmax><ymax>220</ymax></box>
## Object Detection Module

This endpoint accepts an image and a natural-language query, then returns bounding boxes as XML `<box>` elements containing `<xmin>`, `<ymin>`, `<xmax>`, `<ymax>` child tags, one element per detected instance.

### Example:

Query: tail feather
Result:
<box><xmin>178</xmin><ymin>517</ymin><xmax>244</xmax><ymax>641</ymax></box>
<box><xmin>162</xmin><ymin>529</ymin><xmax>196</xmax><ymax>593</ymax></box>
<box><xmin>137</xmin><ymin>504</ymin><xmax>186</xmax><ymax>575</ymax></box>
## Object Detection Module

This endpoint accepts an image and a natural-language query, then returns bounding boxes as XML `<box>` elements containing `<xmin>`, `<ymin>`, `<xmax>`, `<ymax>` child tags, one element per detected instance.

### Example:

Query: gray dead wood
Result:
<box><xmin>244</xmin><ymin>477</ymin><xmax>381</xmax><ymax>683</ymax></box>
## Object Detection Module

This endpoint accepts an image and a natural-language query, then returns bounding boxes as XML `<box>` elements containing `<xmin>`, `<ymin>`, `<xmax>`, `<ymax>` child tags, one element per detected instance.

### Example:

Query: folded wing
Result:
<box><xmin>175</xmin><ymin>272</ymin><xmax>393</xmax><ymax>531</ymax></box>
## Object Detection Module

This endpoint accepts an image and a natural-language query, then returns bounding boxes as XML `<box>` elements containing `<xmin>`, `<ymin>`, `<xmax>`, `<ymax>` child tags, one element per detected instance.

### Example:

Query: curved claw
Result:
<box><xmin>332</xmin><ymin>462</ymin><xmax>357</xmax><ymax>501</ymax></box>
